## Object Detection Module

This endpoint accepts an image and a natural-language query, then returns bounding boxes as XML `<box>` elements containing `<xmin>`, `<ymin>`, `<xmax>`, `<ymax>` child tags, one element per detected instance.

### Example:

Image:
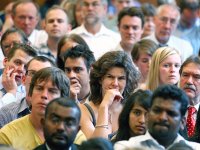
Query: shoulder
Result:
<box><xmin>33</xmin><ymin>144</ymin><xmax>47</xmax><ymax>150</ymax></box>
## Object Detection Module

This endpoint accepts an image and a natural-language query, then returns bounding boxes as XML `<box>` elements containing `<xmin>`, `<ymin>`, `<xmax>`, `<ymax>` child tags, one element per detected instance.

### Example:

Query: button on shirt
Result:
<box><xmin>114</xmin><ymin>131</ymin><xmax>200</xmax><ymax>150</ymax></box>
<box><xmin>0</xmin><ymin>75</ymin><xmax>26</xmax><ymax>108</ymax></box>
<box><xmin>70</xmin><ymin>24</ymin><xmax>121</xmax><ymax>60</ymax></box>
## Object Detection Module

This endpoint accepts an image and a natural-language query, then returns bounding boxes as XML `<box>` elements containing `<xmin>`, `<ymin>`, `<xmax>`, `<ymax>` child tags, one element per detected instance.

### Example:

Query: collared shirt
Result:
<box><xmin>36</xmin><ymin>43</ymin><xmax>56</xmax><ymax>62</ymax></box>
<box><xmin>114</xmin><ymin>131</ymin><xmax>200</xmax><ymax>150</ymax></box>
<box><xmin>144</xmin><ymin>33</ymin><xmax>193</xmax><ymax>62</ymax></box>
<box><xmin>0</xmin><ymin>97</ymin><xmax>30</xmax><ymax>128</ymax></box>
<box><xmin>45</xmin><ymin>143</ymin><xmax>72</xmax><ymax>150</ymax></box>
<box><xmin>0</xmin><ymin>75</ymin><xmax>26</xmax><ymax>108</ymax></box>
<box><xmin>70</xmin><ymin>24</ymin><xmax>121</xmax><ymax>59</ymax></box>
<box><xmin>28</xmin><ymin>29</ymin><xmax>48</xmax><ymax>48</ymax></box>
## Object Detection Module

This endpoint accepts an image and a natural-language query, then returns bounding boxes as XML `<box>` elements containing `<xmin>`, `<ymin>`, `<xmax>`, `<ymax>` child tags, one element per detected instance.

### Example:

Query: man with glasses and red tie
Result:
<box><xmin>144</xmin><ymin>4</ymin><xmax>193</xmax><ymax>62</ymax></box>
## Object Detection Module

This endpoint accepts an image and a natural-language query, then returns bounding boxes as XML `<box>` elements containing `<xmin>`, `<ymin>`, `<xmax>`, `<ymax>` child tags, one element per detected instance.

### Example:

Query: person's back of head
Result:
<box><xmin>80</xmin><ymin>137</ymin><xmax>113</xmax><ymax>150</ymax></box>
<box><xmin>157</xmin><ymin>0</ymin><xmax>177</xmax><ymax>6</ymax></box>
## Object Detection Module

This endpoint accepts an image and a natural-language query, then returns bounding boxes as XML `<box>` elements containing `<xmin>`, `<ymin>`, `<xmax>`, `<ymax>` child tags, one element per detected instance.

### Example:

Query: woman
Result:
<box><xmin>57</xmin><ymin>34</ymin><xmax>90</xmax><ymax>70</ymax></box>
<box><xmin>113</xmin><ymin>90</ymin><xmax>152</xmax><ymax>143</ymax></box>
<box><xmin>131</xmin><ymin>39</ymin><xmax>158</xmax><ymax>89</ymax></box>
<box><xmin>146</xmin><ymin>47</ymin><xmax>181</xmax><ymax>91</ymax></box>
<box><xmin>79</xmin><ymin>51</ymin><xmax>140</xmax><ymax>139</ymax></box>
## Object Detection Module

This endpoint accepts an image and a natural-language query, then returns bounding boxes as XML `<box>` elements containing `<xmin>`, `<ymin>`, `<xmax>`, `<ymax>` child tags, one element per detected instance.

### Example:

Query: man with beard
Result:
<box><xmin>114</xmin><ymin>85</ymin><xmax>200</xmax><ymax>150</ymax></box>
<box><xmin>70</xmin><ymin>0</ymin><xmax>120</xmax><ymax>59</ymax></box>
<box><xmin>179</xmin><ymin>56</ymin><xmax>200</xmax><ymax>138</ymax></box>
<box><xmin>145</xmin><ymin>4</ymin><xmax>193</xmax><ymax>61</ymax></box>
<box><xmin>34</xmin><ymin>97</ymin><xmax>81</xmax><ymax>150</ymax></box>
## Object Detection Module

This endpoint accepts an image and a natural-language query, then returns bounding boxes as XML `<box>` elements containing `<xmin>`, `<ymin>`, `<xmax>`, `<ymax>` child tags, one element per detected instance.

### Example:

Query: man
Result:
<box><xmin>0</xmin><ymin>67</ymin><xmax>70</xmax><ymax>149</ymax></box>
<box><xmin>34</xmin><ymin>97</ymin><xmax>81</xmax><ymax>150</ymax></box>
<box><xmin>0</xmin><ymin>43</ymin><xmax>37</xmax><ymax>108</ymax></box>
<box><xmin>11</xmin><ymin>0</ymin><xmax>47</xmax><ymax>47</ymax></box>
<box><xmin>105</xmin><ymin>0</ymin><xmax>139</xmax><ymax>32</ymax></box>
<box><xmin>114</xmin><ymin>84</ymin><xmax>200</xmax><ymax>150</ymax></box>
<box><xmin>38</xmin><ymin>5</ymin><xmax>71</xmax><ymax>62</ymax></box>
<box><xmin>0</xmin><ymin>27</ymin><xmax>28</xmax><ymax>69</ymax></box>
<box><xmin>70</xmin><ymin>0</ymin><xmax>120</xmax><ymax>59</ymax></box>
<box><xmin>116</xmin><ymin>7</ymin><xmax>144</xmax><ymax>56</ymax></box>
<box><xmin>174</xmin><ymin>0</ymin><xmax>200</xmax><ymax>55</ymax></box>
<box><xmin>0</xmin><ymin>56</ymin><xmax>55</xmax><ymax>128</ymax></box>
<box><xmin>64</xmin><ymin>45</ymin><xmax>95</xmax><ymax>103</ymax></box>
<box><xmin>179</xmin><ymin>56</ymin><xmax>200</xmax><ymax>138</ymax></box>
<box><xmin>145</xmin><ymin>4</ymin><xmax>193</xmax><ymax>61</ymax></box>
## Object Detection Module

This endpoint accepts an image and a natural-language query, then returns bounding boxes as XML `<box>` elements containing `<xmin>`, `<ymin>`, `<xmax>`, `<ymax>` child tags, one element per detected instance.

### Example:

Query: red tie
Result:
<box><xmin>187</xmin><ymin>106</ymin><xmax>196</xmax><ymax>137</ymax></box>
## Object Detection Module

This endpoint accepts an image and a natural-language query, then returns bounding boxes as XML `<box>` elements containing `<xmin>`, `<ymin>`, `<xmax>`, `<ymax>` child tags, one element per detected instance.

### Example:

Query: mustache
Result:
<box><xmin>154</xmin><ymin>122</ymin><xmax>169</xmax><ymax>128</ymax></box>
<box><xmin>183</xmin><ymin>84</ymin><xmax>196</xmax><ymax>91</ymax></box>
<box><xmin>52</xmin><ymin>132</ymin><xmax>68</xmax><ymax>139</ymax></box>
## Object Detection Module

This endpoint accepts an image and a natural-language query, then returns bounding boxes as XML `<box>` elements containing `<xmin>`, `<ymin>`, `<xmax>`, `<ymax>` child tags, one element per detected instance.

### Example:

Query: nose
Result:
<box><xmin>57</xmin><ymin>122</ymin><xmax>65</xmax><ymax>131</ymax></box>
<box><xmin>186</xmin><ymin>75</ymin><xmax>194</xmax><ymax>84</ymax></box>
<box><xmin>68</xmin><ymin>71</ymin><xmax>77</xmax><ymax>79</ymax></box>
<box><xmin>112</xmin><ymin>78</ymin><xmax>119</xmax><ymax>86</ymax></box>
<box><xmin>24</xmin><ymin>17</ymin><xmax>30</xmax><ymax>25</ymax></box>
<box><xmin>138</xmin><ymin>114</ymin><xmax>145</xmax><ymax>124</ymax></box>
<box><xmin>41</xmin><ymin>89</ymin><xmax>48</xmax><ymax>100</ymax></box>
<box><xmin>159</xmin><ymin>111</ymin><xmax>168</xmax><ymax>121</ymax></box>
<box><xmin>170</xmin><ymin>65</ymin><xmax>175</xmax><ymax>73</ymax></box>
<box><xmin>164</xmin><ymin>20</ymin><xmax>171</xmax><ymax>29</ymax></box>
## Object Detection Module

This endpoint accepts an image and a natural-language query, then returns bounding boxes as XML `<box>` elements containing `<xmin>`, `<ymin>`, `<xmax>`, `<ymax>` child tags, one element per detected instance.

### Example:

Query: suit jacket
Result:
<box><xmin>34</xmin><ymin>143</ymin><xmax>80</xmax><ymax>150</ymax></box>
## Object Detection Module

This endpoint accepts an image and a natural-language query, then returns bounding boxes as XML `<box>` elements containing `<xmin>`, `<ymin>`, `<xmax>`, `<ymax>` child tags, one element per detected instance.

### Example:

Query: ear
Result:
<box><xmin>3</xmin><ymin>57</ymin><xmax>8</xmax><ymax>67</ymax></box>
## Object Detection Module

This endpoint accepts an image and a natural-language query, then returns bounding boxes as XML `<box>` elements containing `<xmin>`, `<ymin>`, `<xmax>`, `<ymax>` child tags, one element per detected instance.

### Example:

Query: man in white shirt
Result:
<box><xmin>179</xmin><ymin>56</ymin><xmax>200</xmax><ymax>139</ymax></box>
<box><xmin>70</xmin><ymin>0</ymin><xmax>120</xmax><ymax>59</ymax></box>
<box><xmin>11</xmin><ymin>0</ymin><xmax>47</xmax><ymax>48</ymax></box>
<box><xmin>145</xmin><ymin>4</ymin><xmax>193</xmax><ymax>61</ymax></box>
<box><xmin>0</xmin><ymin>43</ymin><xmax>37</xmax><ymax>108</ymax></box>
<box><xmin>114</xmin><ymin>84</ymin><xmax>200</xmax><ymax>150</ymax></box>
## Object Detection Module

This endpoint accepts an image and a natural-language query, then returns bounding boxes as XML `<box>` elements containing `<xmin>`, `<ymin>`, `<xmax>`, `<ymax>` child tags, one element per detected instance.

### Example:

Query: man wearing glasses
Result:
<box><xmin>0</xmin><ymin>56</ymin><xmax>55</xmax><ymax>128</ymax></box>
<box><xmin>145</xmin><ymin>4</ymin><xmax>193</xmax><ymax>61</ymax></box>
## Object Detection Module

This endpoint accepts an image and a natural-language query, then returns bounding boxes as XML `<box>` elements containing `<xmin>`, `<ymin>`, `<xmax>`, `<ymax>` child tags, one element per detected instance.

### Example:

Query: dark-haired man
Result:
<box><xmin>34</xmin><ymin>97</ymin><xmax>81</xmax><ymax>150</ymax></box>
<box><xmin>115</xmin><ymin>85</ymin><xmax>200</xmax><ymax>149</ymax></box>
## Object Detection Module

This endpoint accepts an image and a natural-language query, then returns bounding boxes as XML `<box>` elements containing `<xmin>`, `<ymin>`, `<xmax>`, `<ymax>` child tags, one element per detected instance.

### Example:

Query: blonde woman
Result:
<box><xmin>146</xmin><ymin>47</ymin><xmax>181</xmax><ymax>91</ymax></box>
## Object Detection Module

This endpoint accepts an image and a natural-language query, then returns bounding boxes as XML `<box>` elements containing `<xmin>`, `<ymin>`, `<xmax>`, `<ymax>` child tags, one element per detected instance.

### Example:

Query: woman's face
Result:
<box><xmin>101</xmin><ymin>67</ymin><xmax>126</xmax><ymax>97</ymax></box>
<box><xmin>135</xmin><ymin>52</ymin><xmax>152</xmax><ymax>81</ymax></box>
<box><xmin>159</xmin><ymin>53</ymin><xmax>181</xmax><ymax>85</ymax></box>
<box><xmin>60</xmin><ymin>40</ymin><xmax>78</xmax><ymax>61</ymax></box>
<box><xmin>143</xmin><ymin>16</ymin><xmax>155</xmax><ymax>37</ymax></box>
<box><xmin>129</xmin><ymin>103</ymin><xmax>148</xmax><ymax>136</ymax></box>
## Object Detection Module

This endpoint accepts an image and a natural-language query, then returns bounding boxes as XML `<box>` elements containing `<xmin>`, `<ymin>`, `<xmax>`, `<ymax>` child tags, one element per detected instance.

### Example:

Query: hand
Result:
<box><xmin>2</xmin><ymin>67</ymin><xmax>18</xmax><ymax>96</ymax></box>
<box><xmin>70</xmin><ymin>79</ymin><xmax>81</xmax><ymax>101</ymax></box>
<box><xmin>100</xmin><ymin>89</ymin><xmax>123</xmax><ymax>108</ymax></box>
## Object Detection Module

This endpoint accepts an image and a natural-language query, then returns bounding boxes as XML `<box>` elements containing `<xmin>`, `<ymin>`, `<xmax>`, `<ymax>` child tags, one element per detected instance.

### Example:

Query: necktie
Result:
<box><xmin>187</xmin><ymin>106</ymin><xmax>196</xmax><ymax>137</ymax></box>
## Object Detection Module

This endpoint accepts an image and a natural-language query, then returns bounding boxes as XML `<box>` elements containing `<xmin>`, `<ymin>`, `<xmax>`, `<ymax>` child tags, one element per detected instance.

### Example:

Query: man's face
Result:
<box><xmin>45</xmin><ymin>9</ymin><xmax>69</xmax><ymax>39</ymax></box>
<box><xmin>148</xmin><ymin>97</ymin><xmax>182</xmax><ymax>141</ymax></box>
<box><xmin>31</xmin><ymin>80</ymin><xmax>61</xmax><ymax>116</ymax></box>
<box><xmin>182</xmin><ymin>8</ymin><xmax>198</xmax><ymax>27</ymax></box>
<box><xmin>4</xmin><ymin>49</ymin><xmax>33</xmax><ymax>86</ymax></box>
<box><xmin>154</xmin><ymin>6</ymin><xmax>179</xmax><ymax>44</ymax></box>
<box><xmin>1</xmin><ymin>32</ymin><xmax>23</xmax><ymax>56</ymax></box>
<box><xmin>119</xmin><ymin>15</ymin><xmax>143</xmax><ymax>50</ymax></box>
<box><xmin>43</xmin><ymin>103</ymin><xmax>80</xmax><ymax>149</ymax></box>
<box><xmin>114</xmin><ymin>0</ymin><xmax>135</xmax><ymax>13</ymax></box>
<box><xmin>13</xmin><ymin>2</ymin><xmax>39</xmax><ymax>36</ymax></box>
<box><xmin>24</xmin><ymin>60</ymin><xmax>53</xmax><ymax>104</ymax></box>
<box><xmin>82</xmin><ymin>0</ymin><xmax>106</xmax><ymax>25</ymax></box>
<box><xmin>64</xmin><ymin>57</ymin><xmax>90</xmax><ymax>98</ymax></box>
<box><xmin>180</xmin><ymin>63</ymin><xmax>200</xmax><ymax>105</ymax></box>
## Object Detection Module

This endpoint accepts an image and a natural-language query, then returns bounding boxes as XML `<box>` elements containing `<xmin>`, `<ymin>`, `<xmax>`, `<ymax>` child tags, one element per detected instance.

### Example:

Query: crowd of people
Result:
<box><xmin>0</xmin><ymin>0</ymin><xmax>199</xmax><ymax>149</ymax></box>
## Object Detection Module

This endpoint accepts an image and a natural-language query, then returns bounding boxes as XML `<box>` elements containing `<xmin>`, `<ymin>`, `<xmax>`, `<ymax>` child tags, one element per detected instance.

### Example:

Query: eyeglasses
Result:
<box><xmin>26</xmin><ymin>70</ymin><xmax>37</xmax><ymax>77</ymax></box>
<box><xmin>159</xmin><ymin>17</ymin><xmax>177</xmax><ymax>25</ymax></box>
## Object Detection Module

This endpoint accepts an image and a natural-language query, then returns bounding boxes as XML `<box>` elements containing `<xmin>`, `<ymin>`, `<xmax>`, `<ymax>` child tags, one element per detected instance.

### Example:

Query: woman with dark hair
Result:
<box><xmin>79</xmin><ymin>51</ymin><xmax>140</xmax><ymax>139</ymax></box>
<box><xmin>56</xmin><ymin>34</ymin><xmax>90</xmax><ymax>70</ymax></box>
<box><xmin>113</xmin><ymin>90</ymin><xmax>152</xmax><ymax>143</ymax></box>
